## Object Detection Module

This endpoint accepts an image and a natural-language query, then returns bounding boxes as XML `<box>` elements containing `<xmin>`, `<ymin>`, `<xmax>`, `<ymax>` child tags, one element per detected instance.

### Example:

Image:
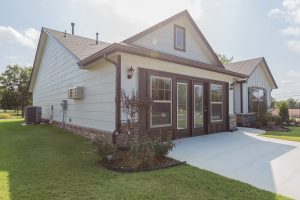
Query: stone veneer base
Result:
<box><xmin>46</xmin><ymin>119</ymin><xmax>113</xmax><ymax>144</ymax></box>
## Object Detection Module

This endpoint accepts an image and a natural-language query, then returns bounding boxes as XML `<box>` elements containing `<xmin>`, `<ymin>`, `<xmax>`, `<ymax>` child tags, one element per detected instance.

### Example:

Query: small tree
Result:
<box><xmin>218</xmin><ymin>54</ymin><xmax>233</xmax><ymax>65</ymax></box>
<box><xmin>119</xmin><ymin>89</ymin><xmax>152</xmax><ymax>137</ymax></box>
<box><xmin>276</xmin><ymin>101</ymin><xmax>289</xmax><ymax>123</ymax></box>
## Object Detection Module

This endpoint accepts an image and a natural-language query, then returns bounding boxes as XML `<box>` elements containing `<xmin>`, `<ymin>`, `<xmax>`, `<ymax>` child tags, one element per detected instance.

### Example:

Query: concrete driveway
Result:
<box><xmin>169</xmin><ymin>127</ymin><xmax>300</xmax><ymax>199</ymax></box>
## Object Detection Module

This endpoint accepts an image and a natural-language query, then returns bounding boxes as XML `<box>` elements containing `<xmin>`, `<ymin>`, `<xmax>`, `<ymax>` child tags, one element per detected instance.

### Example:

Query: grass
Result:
<box><xmin>0</xmin><ymin>119</ymin><xmax>289</xmax><ymax>200</ymax></box>
<box><xmin>262</xmin><ymin>126</ymin><xmax>300</xmax><ymax>142</ymax></box>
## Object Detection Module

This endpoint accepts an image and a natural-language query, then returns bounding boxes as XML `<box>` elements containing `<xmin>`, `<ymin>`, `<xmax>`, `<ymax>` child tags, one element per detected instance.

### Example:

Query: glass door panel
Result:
<box><xmin>177</xmin><ymin>82</ymin><xmax>188</xmax><ymax>129</ymax></box>
<box><xmin>194</xmin><ymin>85</ymin><xmax>203</xmax><ymax>128</ymax></box>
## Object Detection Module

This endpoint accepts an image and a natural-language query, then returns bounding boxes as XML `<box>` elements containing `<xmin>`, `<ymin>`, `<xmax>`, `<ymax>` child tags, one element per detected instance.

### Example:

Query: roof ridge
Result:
<box><xmin>43</xmin><ymin>27</ymin><xmax>110</xmax><ymax>44</ymax></box>
<box><xmin>226</xmin><ymin>57</ymin><xmax>263</xmax><ymax>65</ymax></box>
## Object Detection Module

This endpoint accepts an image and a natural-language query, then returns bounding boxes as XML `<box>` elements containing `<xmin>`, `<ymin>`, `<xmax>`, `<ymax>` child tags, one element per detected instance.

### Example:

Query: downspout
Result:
<box><xmin>104</xmin><ymin>53</ymin><xmax>121</xmax><ymax>144</ymax></box>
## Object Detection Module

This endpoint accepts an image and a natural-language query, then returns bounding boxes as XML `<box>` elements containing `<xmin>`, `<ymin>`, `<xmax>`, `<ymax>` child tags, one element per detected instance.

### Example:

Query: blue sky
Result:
<box><xmin>0</xmin><ymin>0</ymin><xmax>299</xmax><ymax>100</ymax></box>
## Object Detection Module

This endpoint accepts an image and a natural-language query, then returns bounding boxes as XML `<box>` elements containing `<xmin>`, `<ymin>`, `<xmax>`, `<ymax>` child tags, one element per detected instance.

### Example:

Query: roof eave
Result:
<box><xmin>78</xmin><ymin>44</ymin><xmax>247</xmax><ymax>78</ymax></box>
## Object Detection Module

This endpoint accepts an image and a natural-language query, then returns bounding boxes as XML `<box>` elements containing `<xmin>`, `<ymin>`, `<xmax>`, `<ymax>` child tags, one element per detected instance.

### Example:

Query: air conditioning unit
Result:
<box><xmin>68</xmin><ymin>86</ymin><xmax>84</xmax><ymax>99</ymax></box>
<box><xmin>25</xmin><ymin>106</ymin><xmax>42</xmax><ymax>124</ymax></box>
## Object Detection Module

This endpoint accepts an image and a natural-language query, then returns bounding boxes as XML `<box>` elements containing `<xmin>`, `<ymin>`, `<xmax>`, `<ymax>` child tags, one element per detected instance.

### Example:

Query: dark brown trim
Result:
<box><xmin>78</xmin><ymin>44</ymin><xmax>247</xmax><ymax>78</ymax></box>
<box><xmin>141</xmin><ymin>68</ymin><xmax>229</xmax><ymax>137</ymax></box>
<box><xmin>122</xmin><ymin>10</ymin><xmax>224</xmax><ymax>67</ymax></box>
<box><xmin>104</xmin><ymin>54</ymin><xmax>121</xmax><ymax>144</ymax></box>
<box><xmin>174</xmin><ymin>24</ymin><xmax>186</xmax><ymax>52</ymax></box>
<box><xmin>240</xmin><ymin>82</ymin><xmax>243</xmax><ymax>113</ymax></box>
<box><xmin>248</xmin><ymin>86</ymin><xmax>267</xmax><ymax>113</ymax></box>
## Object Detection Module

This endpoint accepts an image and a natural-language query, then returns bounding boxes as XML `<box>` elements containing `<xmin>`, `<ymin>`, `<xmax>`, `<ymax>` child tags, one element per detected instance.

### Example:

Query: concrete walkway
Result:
<box><xmin>169</xmin><ymin>128</ymin><xmax>300</xmax><ymax>199</ymax></box>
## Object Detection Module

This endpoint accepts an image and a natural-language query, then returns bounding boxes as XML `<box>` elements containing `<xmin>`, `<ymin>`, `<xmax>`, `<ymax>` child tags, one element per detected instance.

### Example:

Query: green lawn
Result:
<box><xmin>262</xmin><ymin>126</ymin><xmax>300</xmax><ymax>142</ymax></box>
<box><xmin>0</xmin><ymin>119</ymin><xmax>289</xmax><ymax>200</ymax></box>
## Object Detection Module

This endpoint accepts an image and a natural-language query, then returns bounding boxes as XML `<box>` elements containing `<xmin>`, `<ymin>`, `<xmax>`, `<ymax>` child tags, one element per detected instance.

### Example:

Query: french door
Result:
<box><xmin>175</xmin><ymin>79</ymin><xmax>207</xmax><ymax>138</ymax></box>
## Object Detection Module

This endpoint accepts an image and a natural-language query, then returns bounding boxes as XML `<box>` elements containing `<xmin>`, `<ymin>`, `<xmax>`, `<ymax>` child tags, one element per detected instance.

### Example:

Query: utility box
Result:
<box><xmin>61</xmin><ymin>100</ymin><xmax>67</xmax><ymax>111</ymax></box>
<box><xmin>25</xmin><ymin>106</ymin><xmax>42</xmax><ymax>124</ymax></box>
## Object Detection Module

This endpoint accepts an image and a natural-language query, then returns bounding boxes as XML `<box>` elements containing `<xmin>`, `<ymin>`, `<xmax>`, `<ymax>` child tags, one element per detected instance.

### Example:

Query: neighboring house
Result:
<box><xmin>28</xmin><ymin>10</ymin><xmax>277</xmax><ymax>142</ymax></box>
<box><xmin>224</xmin><ymin>58</ymin><xmax>278</xmax><ymax>126</ymax></box>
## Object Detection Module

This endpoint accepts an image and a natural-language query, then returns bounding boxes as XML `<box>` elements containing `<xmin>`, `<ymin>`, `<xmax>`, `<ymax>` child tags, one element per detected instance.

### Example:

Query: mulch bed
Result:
<box><xmin>101</xmin><ymin>156</ymin><xmax>185</xmax><ymax>173</ymax></box>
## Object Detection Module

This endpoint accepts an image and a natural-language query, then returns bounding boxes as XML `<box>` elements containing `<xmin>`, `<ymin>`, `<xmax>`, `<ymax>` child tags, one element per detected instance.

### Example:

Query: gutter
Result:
<box><xmin>78</xmin><ymin>44</ymin><xmax>248</xmax><ymax>79</ymax></box>
<box><xmin>104</xmin><ymin>53</ymin><xmax>121</xmax><ymax>144</ymax></box>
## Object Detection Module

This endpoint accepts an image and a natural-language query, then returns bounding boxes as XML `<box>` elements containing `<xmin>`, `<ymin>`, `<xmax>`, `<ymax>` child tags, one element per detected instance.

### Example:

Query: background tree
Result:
<box><xmin>0</xmin><ymin>64</ymin><xmax>32</xmax><ymax>116</ymax></box>
<box><xmin>218</xmin><ymin>54</ymin><xmax>233</xmax><ymax>65</ymax></box>
<box><xmin>276</xmin><ymin>101</ymin><xmax>289</xmax><ymax>123</ymax></box>
<box><xmin>286</xmin><ymin>98</ymin><xmax>298</xmax><ymax>109</ymax></box>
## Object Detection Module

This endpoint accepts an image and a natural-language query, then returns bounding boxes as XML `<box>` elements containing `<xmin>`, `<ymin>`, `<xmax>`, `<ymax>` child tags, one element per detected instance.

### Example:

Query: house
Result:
<box><xmin>28</xmin><ymin>10</ymin><xmax>277</xmax><ymax>143</ymax></box>
<box><xmin>224</xmin><ymin>58</ymin><xmax>278</xmax><ymax>126</ymax></box>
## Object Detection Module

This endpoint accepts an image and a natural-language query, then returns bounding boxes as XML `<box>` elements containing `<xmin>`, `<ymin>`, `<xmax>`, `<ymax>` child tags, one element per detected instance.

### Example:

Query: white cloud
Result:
<box><xmin>268</xmin><ymin>0</ymin><xmax>300</xmax><ymax>24</ymax></box>
<box><xmin>0</xmin><ymin>26</ymin><xmax>39</xmax><ymax>48</ymax></box>
<box><xmin>269</xmin><ymin>0</ymin><xmax>300</xmax><ymax>53</ymax></box>
<box><xmin>273</xmin><ymin>70</ymin><xmax>300</xmax><ymax>100</ymax></box>
<box><xmin>281</xmin><ymin>26</ymin><xmax>300</xmax><ymax>36</ymax></box>
<box><xmin>286</xmin><ymin>40</ymin><xmax>300</xmax><ymax>52</ymax></box>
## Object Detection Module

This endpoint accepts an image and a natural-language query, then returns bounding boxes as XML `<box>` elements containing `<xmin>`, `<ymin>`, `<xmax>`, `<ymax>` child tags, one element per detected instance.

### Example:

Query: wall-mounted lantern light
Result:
<box><xmin>127</xmin><ymin>65</ymin><xmax>135</xmax><ymax>79</ymax></box>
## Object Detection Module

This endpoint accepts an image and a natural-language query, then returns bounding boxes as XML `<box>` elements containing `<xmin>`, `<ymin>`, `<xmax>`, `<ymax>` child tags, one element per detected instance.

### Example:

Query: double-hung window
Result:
<box><xmin>211</xmin><ymin>84</ymin><xmax>223</xmax><ymax>122</ymax></box>
<box><xmin>150</xmin><ymin>76</ymin><xmax>172</xmax><ymax>128</ymax></box>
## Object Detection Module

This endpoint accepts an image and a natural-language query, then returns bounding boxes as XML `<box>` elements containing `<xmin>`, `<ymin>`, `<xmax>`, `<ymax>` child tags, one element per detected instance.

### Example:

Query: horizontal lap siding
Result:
<box><xmin>132</xmin><ymin>16</ymin><xmax>217</xmax><ymax>66</ymax></box>
<box><xmin>33</xmin><ymin>36</ymin><xmax>116</xmax><ymax>131</ymax></box>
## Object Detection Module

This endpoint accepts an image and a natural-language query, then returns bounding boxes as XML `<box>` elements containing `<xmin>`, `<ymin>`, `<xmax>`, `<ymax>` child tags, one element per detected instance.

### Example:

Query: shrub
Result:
<box><xmin>271</xmin><ymin>115</ymin><xmax>282</xmax><ymax>125</ymax></box>
<box><xmin>129</xmin><ymin>135</ymin><xmax>175</xmax><ymax>169</ymax></box>
<box><xmin>0</xmin><ymin>113</ymin><xmax>13</xmax><ymax>119</ymax></box>
<box><xmin>153</xmin><ymin>137</ymin><xmax>175</xmax><ymax>159</ymax></box>
<box><xmin>90</xmin><ymin>137</ymin><xmax>115</xmax><ymax>162</ymax></box>
<box><xmin>255</xmin><ymin>105</ymin><xmax>271</xmax><ymax>127</ymax></box>
<box><xmin>130</xmin><ymin>136</ymin><xmax>155</xmax><ymax>168</ymax></box>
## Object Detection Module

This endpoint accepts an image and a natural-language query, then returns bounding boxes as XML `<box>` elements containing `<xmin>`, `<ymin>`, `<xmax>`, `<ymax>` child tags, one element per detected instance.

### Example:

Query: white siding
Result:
<box><xmin>119</xmin><ymin>53</ymin><xmax>235</xmax><ymax>116</ymax></box>
<box><xmin>132</xmin><ymin>15</ymin><xmax>218</xmax><ymax>66</ymax></box>
<box><xmin>32</xmin><ymin>35</ymin><xmax>116</xmax><ymax>131</ymax></box>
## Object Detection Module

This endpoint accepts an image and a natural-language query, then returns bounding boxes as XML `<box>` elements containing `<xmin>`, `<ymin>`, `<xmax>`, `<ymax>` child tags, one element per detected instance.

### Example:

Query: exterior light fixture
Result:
<box><xmin>127</xmin><ymin>65</ymin><xmax>135</xmax><ymax>79</ymax></box>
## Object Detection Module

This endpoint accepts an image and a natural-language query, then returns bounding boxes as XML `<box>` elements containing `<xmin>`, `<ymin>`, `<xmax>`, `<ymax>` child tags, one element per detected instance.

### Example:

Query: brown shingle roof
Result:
<box><xmin>224</xmin><ymin>57</ymin><xmax>263</xmax><ymax>76</ymax></box>
<box><xmin>43</xmin><ymin>28</ymin><xmax>111</xmax><ymax>60</ymax></box>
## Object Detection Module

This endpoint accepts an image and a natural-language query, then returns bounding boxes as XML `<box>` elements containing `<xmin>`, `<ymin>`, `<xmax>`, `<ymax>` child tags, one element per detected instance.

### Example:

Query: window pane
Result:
<box><xmin>211</xmin><ymin>103</ymin><xmax>222</xmax><ymax>121</ymax></box>
<box><xmin>152</xmin><ymin>89</ymin><xmax>159</xmax><ymax>100</ymax></box>
<box><xmin>211</xmin><ymin>84</ymin><xmax>222</xmax><ymax>102</ymax></box>
<box><xmin>165</xmin><ymin>90</ymin><xmax>171</xmax><ymax>101</ymax></box>
<box><xmin>150</xmin><ymin>76</ymin><xmax>172</xmax><ymax>127</ymax></box>
<box><xmin>177</xmin><ymin>83</ymin><xmax>187</xmax><ymax>129</ymax></box>
<box><xmin>211</xmin><ymin>84</ymin><xmax>223</xmax><ymax>122</ymax></box>
<box><xmin>175</xmin><ymin>27</ymin><xmax>185</xmax><ymax>50</ymax></box>
<box><xmin>151</xmin><ymin>102</ymin><xmax>172</xmax><ymax>126</ymax></box>
<box><xmin>194</xmin><ymin>85</ymin><xmax>203</xmax><ymax>128</ymax></box>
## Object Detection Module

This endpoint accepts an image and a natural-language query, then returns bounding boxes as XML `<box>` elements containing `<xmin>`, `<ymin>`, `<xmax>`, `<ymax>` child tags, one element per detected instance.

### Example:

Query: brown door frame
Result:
<box><xmin>192</xmin><ymin>81</ymin><xmax>208</xmax><ymax>136</ymax></box>
<box><xmin>174</xmin><ymin>78</ymin><xmax>191</xmax><ymax>138</ymax></box>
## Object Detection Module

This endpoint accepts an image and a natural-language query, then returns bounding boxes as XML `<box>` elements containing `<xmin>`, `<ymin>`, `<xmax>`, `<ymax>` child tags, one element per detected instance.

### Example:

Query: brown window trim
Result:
<box><xmin>208</xmin><ymin>80</ymin><xmax>227</xmax><ymax>124</ymax></box>
<box><xmin>174</xmin><ymin>24</ymin><xmax>186</xmax><ymax>52</ymax></box>
<box><xmin>143</xmin><ymin>68</ymin><xmax>228</xmax><ymax>131</ymax></box>
<box><xmin>248</xmin><ymin>86</ymin><xmax>267</xmax><ymax>113</ymax></box>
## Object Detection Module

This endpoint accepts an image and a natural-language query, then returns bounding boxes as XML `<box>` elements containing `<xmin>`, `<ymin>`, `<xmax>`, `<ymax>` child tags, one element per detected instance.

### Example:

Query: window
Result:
<box><xmin>174</xmin><ymin>25</ymin><xmax>185</xmax><ymax>51</ymax></box>
<box><xmin>177</xmin><ymin>82</ymin><xmax>187</xmax><ymax>129</ymax></box>
<box><xmin>150</xmin><ymin>76</ymin><xmax>172</xmax><ymax>127</ymax></box>
<box><xmin>194</xmin><ymin>85</ymin><xmax>204</xmax><ymax>128</ymax></box>
<box><xmin>211</xmin><ymin>84</ymin><xmax>223</xmax><ymax>122</ymax></box>
<box><xmin>249</xmin><ymin>87</ymin><xmax>266</xmax><ymax>113</ymax></box>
